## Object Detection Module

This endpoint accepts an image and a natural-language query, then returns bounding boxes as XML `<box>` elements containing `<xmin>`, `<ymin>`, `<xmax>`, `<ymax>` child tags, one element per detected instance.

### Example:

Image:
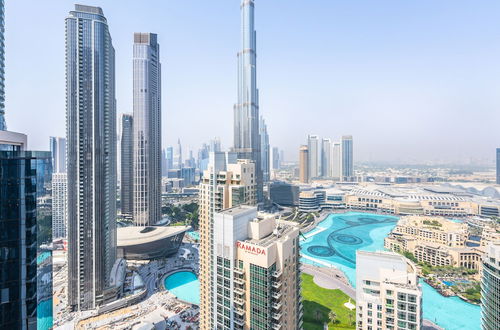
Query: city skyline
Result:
<box><xmin>3</xmin><ymin>0</ymin><xmax>500</xmax><ymax>164</ymax></box>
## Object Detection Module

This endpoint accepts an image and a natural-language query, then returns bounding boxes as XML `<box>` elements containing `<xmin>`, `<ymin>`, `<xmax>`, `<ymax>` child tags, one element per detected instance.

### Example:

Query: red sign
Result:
<box><xmin>236</xmin><ymin>241</ymin><xmax>266</xmax><ymax>255</ymax></box>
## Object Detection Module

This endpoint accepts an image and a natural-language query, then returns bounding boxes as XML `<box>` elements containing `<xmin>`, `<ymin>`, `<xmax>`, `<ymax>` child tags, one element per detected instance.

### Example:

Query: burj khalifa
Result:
<box><xmin>233</xmin><ymin>0</ymin><xmax>263</xmax><ymax>202</ymax></box>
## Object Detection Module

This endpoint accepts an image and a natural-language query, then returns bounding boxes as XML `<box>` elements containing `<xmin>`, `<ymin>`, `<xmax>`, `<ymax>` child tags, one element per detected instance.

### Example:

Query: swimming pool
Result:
<box><xmin>187</xmin><ymin>231</ymin><xmax>200</xmax><ymax>241</ymax></box>
<box><xmin>164</xmin><ymin>271</ymin><xmax>200</xmax><ymax>305</ymax></box>
<box><xmin>300</xmin><ymin>212</ymin><xmax>481</xmax><ymax>330</ymax></box>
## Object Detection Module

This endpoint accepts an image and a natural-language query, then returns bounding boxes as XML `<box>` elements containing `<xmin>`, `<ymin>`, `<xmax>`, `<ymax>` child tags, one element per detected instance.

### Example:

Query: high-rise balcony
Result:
<box><xmin>234</xmin><ymin>317</ymin><xmax>245</xmax><ymax>327</ymax></box>
<box><xmin>272</xmin><ymin>323</ymin><xmax>282</xmax><ymax>330</ymax></box>
<box><xmin>234</xmin><ymin>267</ymin><xmax>245</xmax><ymax>275</ymax></box>
<box><xmin>271</xmin><ymin>281</ymin><xmax>282</xmax><ymax>289</ymax></box>
<box><xmin>234</xmin><ymin>288</ymin><xmax>245</xmax><ymax>296</ymax></box>
<box><xmin>271</xmin><ymin>312</ymin><xmax>282</xmax><ymax>320</ymax></box>
<box><xmin>272</xmin><ymin>301</ymin><xmax>282</xmax><ymax>310</ymax></box>
<box><xmin>272</xmin><ymin>270</ymin><xmax>282</xmax><ymax>278</ymax></box>
<box><xmin>234</xmin><ymin>297</ymin><xmax>245</xmax><ymax>306</ymax></box>
<box><xmin>271</xmin><ymin>291</ymin><xmax>282</xmax><ymax>300</ymax></box>
<box><xmin>235</xmin><ymin>307</ymin><xmax>245</xmax><ymax>316</ymax></box>
<box><xmin>234</xmin><ymin>277</ymin><xmax>245</xmax><ymax>285</ymax></box>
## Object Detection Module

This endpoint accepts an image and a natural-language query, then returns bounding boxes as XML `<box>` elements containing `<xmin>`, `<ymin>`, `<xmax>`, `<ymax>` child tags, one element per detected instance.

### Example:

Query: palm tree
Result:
<box><xmin>328</xmin><ymin>310</ymin><xmax>337</xmax><ymax>324</ymax></box>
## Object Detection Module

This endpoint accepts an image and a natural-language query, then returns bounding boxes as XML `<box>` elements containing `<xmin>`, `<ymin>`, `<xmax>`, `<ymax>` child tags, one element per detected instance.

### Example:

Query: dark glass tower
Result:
<box><xmin>0</xmin><ymin>0</ymin><xmax>5</xmax><ymax>130</ymax></box>
<box><xmin>133</xmin><ymin>33</ymin><xmax>162</xmax><ymax>226</ymax></box>
<box><xmin>66</xmin><ymin>4</ymin><xmax>117</xmax><ymax>311</ymax></box>
<box><xmin>120</xmin><ymin>114</ymin><xmax>133</xmax><ymax>217</ymax></box>
<box><xmin>0</xmin><ymin>150</ymin><xmax>53</xmax><ymax>329</ymax></box>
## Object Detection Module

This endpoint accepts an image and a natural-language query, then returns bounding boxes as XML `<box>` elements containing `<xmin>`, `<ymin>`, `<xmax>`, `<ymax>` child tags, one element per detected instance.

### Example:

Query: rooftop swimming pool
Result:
<box><xmin>300</xmin><ymin>212</ymin><xmax>480</xmax><ymax>330</ymax></box>
<box><xmin>187</xmin><ymin>231</ymin><xmax>200</xmax><ymax>241</ymax></box>
<box><xmin>164</xmin><ymin>271</ymin><xmax>200</xmax><ymax>305</ymax></box>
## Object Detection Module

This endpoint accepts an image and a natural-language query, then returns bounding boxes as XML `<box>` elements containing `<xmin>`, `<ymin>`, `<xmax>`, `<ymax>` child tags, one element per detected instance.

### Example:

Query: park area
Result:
<box><xmin>301</xmin><ymin>274</ymin><xmax>356</xmax><ymax>330</ymax></box>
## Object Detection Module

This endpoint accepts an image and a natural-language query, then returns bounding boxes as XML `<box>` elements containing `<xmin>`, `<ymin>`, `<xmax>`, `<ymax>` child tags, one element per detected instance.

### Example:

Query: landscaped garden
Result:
<box><xmin>301</xmin><ymin>273</ymin><xmax>356</xmax><ymax>330</ymax></box>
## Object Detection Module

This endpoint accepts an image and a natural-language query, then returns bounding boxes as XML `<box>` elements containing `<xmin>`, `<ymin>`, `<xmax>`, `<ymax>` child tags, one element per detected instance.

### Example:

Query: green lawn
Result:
<box><xmin>301</xmin><ymin>273</ymin><xmax>356</xmax><ymax>330</ymax></box>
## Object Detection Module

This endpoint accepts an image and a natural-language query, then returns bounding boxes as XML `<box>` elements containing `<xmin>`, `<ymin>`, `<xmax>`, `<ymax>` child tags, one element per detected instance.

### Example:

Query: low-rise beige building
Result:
<box><xmin>385</xmin><ymin>216</ymin><xmax>486</xmax><ymax>272</ymax></box>
<box><xmin>390</xmin><ymin>216</ymin><xmax>468</xmax><ymax>247</ymax></box>
<box><xmin>481</xmin><ymin>226</ymin><xmax>500</xmax><ymax>247</ymax></box>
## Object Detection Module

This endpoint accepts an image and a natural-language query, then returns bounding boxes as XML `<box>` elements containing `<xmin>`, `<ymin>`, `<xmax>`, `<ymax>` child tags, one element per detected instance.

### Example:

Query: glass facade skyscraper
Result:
<box><xmin>342</xmin><ymin>135</ymin><xmax>353</xmax><ymax>180</ymax></box>
<box><xmin>0</xmin><ymin>0</ymin><xmax>5</xmax><ymax>131</ymax></box>
<box><xmin>233</xmin><ymin>0</ymin><xmax>263</xmax><ymax>202</ymax></box>
<box><xmin>307</xmin><ymin>135</ymin><xmax>319</xmax><ymax>178</ymax></box>
<box><xmin>120</xmin><ymin>114</ymin><xmax>133</xmax><ymax>217</ymax></box>
<box><xmin>260</xmin><ymin>116</ymin><xmax>270</xmax><ymax>183</ymax></box>
<box><xmin>49</xmin><ymin>136</ymin><xmax>67</xmax><ymax>173</ymax></box>
<box><xmin>321</xmin><ymin>138</ymin><xmax>331</xmax><ymax>177</ymax></box>
<box><xmin>0</xmin><ymin>150</ymin><xmax>53</xmax><ymax>329</ymax></box>
<box><xmin>133</xmin><ymin>33</ymin><xmax>162</xmax><ymax>226</ymax></box>
<box><xmin>481</xmin><ymin>244</ymin><xmax>500</xmax><ymax>329</ymax></box>
<box><xmin>66</xmin><ymin>5</ymin><xmax>117</xmax><ymax>311</ymax></box>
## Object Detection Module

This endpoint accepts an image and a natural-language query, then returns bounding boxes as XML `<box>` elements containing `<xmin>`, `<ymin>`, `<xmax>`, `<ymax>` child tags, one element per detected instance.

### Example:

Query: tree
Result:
<box><xmin>328</xmin><ymin>310</ymin><xmax>337</xmax><ymax>324</ymax></box>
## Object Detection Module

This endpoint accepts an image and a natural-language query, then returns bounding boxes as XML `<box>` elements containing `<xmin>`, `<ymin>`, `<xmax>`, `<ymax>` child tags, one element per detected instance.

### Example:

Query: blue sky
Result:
<box><xmin>5</xmin><ymin>0</ymin><xmax>500</xmax><ymax>164</ymax></box>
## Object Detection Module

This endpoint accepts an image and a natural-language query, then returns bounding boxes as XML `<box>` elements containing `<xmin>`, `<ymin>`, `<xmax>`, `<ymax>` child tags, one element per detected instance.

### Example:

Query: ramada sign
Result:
<box><xmin>236</xmin><ymin>242</ymin><xmax>266</xmax><ymax>255</ymax></box>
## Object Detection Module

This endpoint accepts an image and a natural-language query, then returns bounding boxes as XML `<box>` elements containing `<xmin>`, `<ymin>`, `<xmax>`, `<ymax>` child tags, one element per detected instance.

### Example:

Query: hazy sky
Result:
<box><xmin>5</xmin><ymin>0</ymin><xmax>500</xmax><ymax>164</ymax></box>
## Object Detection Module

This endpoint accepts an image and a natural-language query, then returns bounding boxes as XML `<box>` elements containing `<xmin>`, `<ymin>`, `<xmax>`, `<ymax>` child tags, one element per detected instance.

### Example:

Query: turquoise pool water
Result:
<box><xmin>422</xmin><ymin>280</ymin><xmax>480</xmax><ymax>330</ymax></box>
<box><xmin>164</xmin><ymin>271</ymin><xmax>200</xmax><ymax>305</ymax></box>
<box><xmin>187</xmin><ymin>231</ymin><xmax>200</xmax><ymax>241</ymax></box>
<box><xmin>37</xmin><ymin>251</ymin><xmax>51</xmax><ymax>265</ymax></box>
<box><xmin>300</xmin><ymin>212</ymin><xmax>481</xmax><ymax>330</ymax></box>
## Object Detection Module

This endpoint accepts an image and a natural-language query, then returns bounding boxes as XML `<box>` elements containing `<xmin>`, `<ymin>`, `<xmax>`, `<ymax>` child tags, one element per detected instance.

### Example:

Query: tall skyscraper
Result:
<box><xmin>260</xmin><ymin>116</ymin><xmax>270</xmax><ymax>183</ymax></box>
<box><xmin>52</xmin><ymin>172</ymin><xmax>68</xmax><ymax>239</ymax></box>
<box><xmin>174</xmin><ymin>138</ymin><xmax>183</xmax><ymax>169</ymax></box>
<box><xmin>66</xmin><ymin>5</ymin><xmax>117</xmax><ymax>311</ymax></box>
<box><xmin>199</xmin><ymin>153</ymin><xmax>257</xmax><ymax>329</ymax></box>
<box><xmin>161</xmin><ymin>148</ymin><xmax>168</xmax><ymax>176</ymax></box>
<box><xmin>133</xmin><ymin>33</ymin><xmax>162</xmax><ymax>226</ymax></box>
<box><xmin>0</xmin><ymin>133</ymin><xmax>53</xmax><ymax>329</ymax></box>
<box><xmin>0</xmin><ymin>0</ymin><xmax>5</xmax><ymax>131</ymax></box>
<box><xmin>342</xmin><ymin>135</ymin><xmax>353</xmax><ymax>180</ymax></box>
<box><xmin>272</xmin><ymin>146</ymin><xmax>281</xmax><ymax>170</ymax></box>
<box><xmin>299</xmin><ymin>145</ymin><xmax>309</xmax><ymax>183</ymax></box>
<box><xmin>50</xmin><ymin>136</ymin><xmax>67</xmax><ymax>173</ymax></box>
<box><xmin>356</xmin><ymin>251</ymin><xmax>423</xmax><ymax>330</ymax></box>
<box><xmin>166</xmin><ymin>146</ymin><xmax>174</xmax><ymax>170</ymax></box>
<box><xmin>496</xmin><ymin>148</ymin><xmax>500</xmax><ymax>185</ymax></box>
<box><xmin>307</xmin><ymin>135</ymin><xmax>319</xmax><ymax>179</ymax></box>
<box><xmin>321</xmin><ymin>138</ymin><xmax>331</xmax><ymax>178</ymax></box>
<box><xmin>233</xmin><ymin>0</ymin><xmax>263</xmax><ymax>202</ymax></box>
<box><xmin>331</xmin><ymin>141</ymin><xmax>342</xmax><ymax>180</ymax></box>
<box><xmin>120</xmin><ymin>114</ymin><xmax>133</xmax><ymax>217</ymax></box>
<box><xmin>185</xmin><ymin>149</ymin><xmax>196</xmax><ymax>168</ymax></box>
<box><xmin>212</xmin><ymin>206</ymin><xmax>303</xmax><ymax>329</ymax></box>
<box><xmin>481</xmin><ymin>243</ymin><xmax>500</xmax><ymax>329</ymax></box>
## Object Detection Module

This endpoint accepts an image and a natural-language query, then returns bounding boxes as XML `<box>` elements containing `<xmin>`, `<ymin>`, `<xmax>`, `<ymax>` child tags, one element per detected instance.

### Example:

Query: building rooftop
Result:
<box><xmin>117</xmin><ymin>225</ymin><xmax>190</xmax><ymax>246</ymax></box>
<box><xmin>74</xmin><ymin>4</ymin><xmax>104</xmax><ymax>15</ymax></box>
<box><xmin>396</xmin><ymin>215</ymin><xmax>467</xmax><ymax>233</ymax></box>
<box><xmin>218</xmin><ymin>205</ymin><xmax>256</xmax><ymax>216</ymax></box>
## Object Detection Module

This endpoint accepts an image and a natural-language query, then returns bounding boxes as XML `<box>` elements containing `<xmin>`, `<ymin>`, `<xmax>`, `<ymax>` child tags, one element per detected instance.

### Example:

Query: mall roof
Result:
<box><xmin>117</xmin><ymin>225</ymin><xmax>190</xmax><ymax>246</ymax></box>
